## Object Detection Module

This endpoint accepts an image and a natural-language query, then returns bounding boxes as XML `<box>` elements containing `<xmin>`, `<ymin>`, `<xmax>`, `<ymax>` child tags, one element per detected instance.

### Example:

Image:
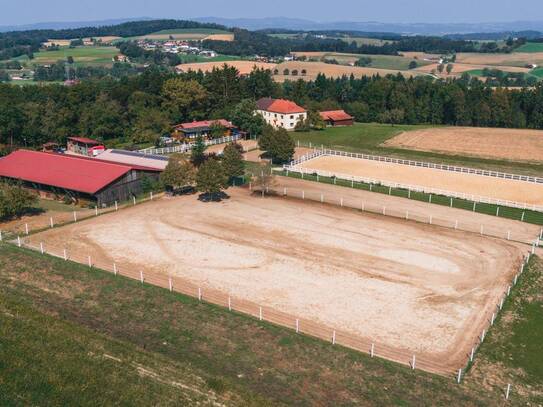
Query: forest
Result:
<box><xmin>0</xmin><ymin>65</ymin><xmax>542</xmax><ymax>152</ymax></box>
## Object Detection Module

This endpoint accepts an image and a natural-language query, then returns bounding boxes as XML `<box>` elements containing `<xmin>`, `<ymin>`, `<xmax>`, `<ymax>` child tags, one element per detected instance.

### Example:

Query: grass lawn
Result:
<box><xmin>292</xmin><ymin>123</ymin><xmax>543</xmax><ymax>177</ymax></box>
<box><xmin>516</xmin><ymin>42</ymin><xmax>543</xmax><ymax>53</ymax></box>
<box><xmin>1</xmin><ymin>243</ymin><xmax>542</xmax><ymax>404</ymax></box>
<box><xmin>30</xmin><ymin>46</ymin><xmax>119</xmax><ymax>66</ymax></box>
<box><xmin>530</xmin><ymin>67</ymin><xmax>543</xmax><ymax>78</ymax></box>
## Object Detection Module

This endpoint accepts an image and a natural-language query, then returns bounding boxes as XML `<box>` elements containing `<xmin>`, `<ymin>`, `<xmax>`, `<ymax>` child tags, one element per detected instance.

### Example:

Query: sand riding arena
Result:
<box><xmin>288</xmin><ymin>149</ymin><xmax>543</xmax><ymax>210</ymax></box>
<box><xmin>22</xmin><ymin>184</ymin><xmax>532</xmax><ymax>376</ymax></box>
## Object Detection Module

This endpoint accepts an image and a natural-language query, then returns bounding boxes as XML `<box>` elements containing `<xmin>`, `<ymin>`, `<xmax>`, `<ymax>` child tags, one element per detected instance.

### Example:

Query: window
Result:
<box><xmin>290</xmin><ymin>115</ymin><xmax>294</xmax><ymax>119</ymax></box>
<box><xmin>290</xmin><ymin>123</ymin><xmax>294</xmax><ymax>127</ymax></box>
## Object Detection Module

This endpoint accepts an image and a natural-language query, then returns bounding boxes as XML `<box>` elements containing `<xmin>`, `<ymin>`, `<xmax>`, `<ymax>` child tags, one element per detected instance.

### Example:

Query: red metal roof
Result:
<box><xmin>174</xmin><ymin>119</ymin><xmax>235</xmax><ymax>130</ymax></box>
<box><xmin>256</xmin><ymin>98</ymin><xmax>306</xmax><ymax>114</ymax></box>
<box><xmin>68</xmin><ymin>136</ymin><xmax>103</xmax><ymax>145</ymax></box>
<box><xmin>320</xmin><ymin>110</ymin><xmax>354</xmax><ymax>121</ymax></box>
<box><xmin>0</xmin><ymin>150</ymin><xmax>140</xmax><ymax>194</ymax></box>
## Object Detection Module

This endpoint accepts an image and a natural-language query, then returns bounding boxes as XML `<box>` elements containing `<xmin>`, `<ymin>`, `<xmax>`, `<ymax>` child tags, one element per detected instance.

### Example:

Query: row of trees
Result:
<box><xmin>1</xmin><ymin>66</ymin><xmax>543</xmax><ymax>150</ymax></box>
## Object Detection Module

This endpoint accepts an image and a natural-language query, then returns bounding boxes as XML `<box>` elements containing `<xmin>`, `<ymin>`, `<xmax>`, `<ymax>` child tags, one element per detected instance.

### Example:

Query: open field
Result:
<box><xmin>291</xmin><ymin>51</ymin><xmax>431</xmax><ymax>70</ymax></box>
<box><xmin>176</xmin><ymin>60</ymin><xmax>276</xmax><ymax>75</ymax></box>
<box><xmin>335</xmin><ymin>36</ymin><xmax>395</xmax><ymax>46</ymax></box>
<box><xmin>455</xmin><ymin>52</ymin><xmax>543</xmax><ymax>67</ymax></box>
<box><xmin>3</xmin><ymin>244</ymin><xmax>542</xmax><ymax>404</ymax></box>
<box><xmin>294</xmin><ymin>154</ymin><xmax>543</xmax><ymax>207</ymax></box>
<box><xmin>26</xmin><ymin>188</ymin><xmax>527</xmax><ymax>373</ymax></box>
<box><xmin>414</xmin><ymin>62</ymin><xmax>531</xmax><ymax>76</ymax></box>
<box><xmin>516</xmin><ymin>42</ymin><xmax>543</xmax><ymax>53</ymax></box>
<box><xmin>291</xmin><ymin>123</ymin><xmax>543</xmax><ymax>177</ymax></box>
<box><xmin>28</xmin><ymin>46</ymin><xmax>120</xmax><ymax>66</ymax></box>
<box><xmin>132</xmin><ymin>28</ymin><xmax>234</xmax><ymax>42</ymax></box>
<box><xmin>384</xmin><ymin>126</ymin><xmax>543</xmax><ymax>163</ymax></box>
<box><xmin>274</xmin><ymin>61</ymin><xmax>425</xmax><ymax>81</ymax></box>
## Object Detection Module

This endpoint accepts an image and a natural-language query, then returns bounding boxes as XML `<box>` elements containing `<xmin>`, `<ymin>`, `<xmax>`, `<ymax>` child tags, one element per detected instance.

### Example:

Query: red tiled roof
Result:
<box><xmin>68</xmin><ymin>136</ymin><xmax>103</xmax><ymax>145</ymax></box>
<box><xmin>174</xmin><ymin>119</ymin><xmax>235</xmax><ymax>130</ymax></box>
<box><xmin>0</xmin><ymin>150</ymin><xmax>140</xmax><ymax>194</ymax></box>
<box><xmin>320</xmin><ymin>110</ymin><xmax>354</xmax><ymax>121</ymax></box>
<box><xmin>256</xmin><ymin>98</ymin><xmax>306</xmax><ymax>114</ymax></box>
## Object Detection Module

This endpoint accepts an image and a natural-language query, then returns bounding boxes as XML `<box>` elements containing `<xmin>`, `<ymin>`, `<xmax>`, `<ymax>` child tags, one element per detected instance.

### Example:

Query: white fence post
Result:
<box><xmin>457</xmin><ymin>369</ymin><xmax>462</xmax><ymax>384</ymax></box>
<box><xmin>63</xmin><ymin>248</ymin><xmax>67</xmax><ymax>261</ymax></box>
<box><xmin>50</xmin><ymin>217</ymin><xmax>54</xmax><ymax>228</ymax></box>
<box><xmin>73</xmin><ymin>211</ymin><xmax>77</xmax><ymax>222</ymax></box>
<box><xmin>332</xmin><ymin>330</ymin><xmax>336</xmax><ymax>345</ymax></box>
<box><xmin>295</xmin><ymin>318</ymin><xmax>299</xmax><ymax>333</ymax></box>
<box><xmin>470</xmin><ymin>347</ymin><xmax>475</xmax><ymax>362</ymax></box>
<box><xmin>259</xmin><ymin>306</ymin><xmax>263</xmax><ymax>321</ymax></box>
<box><xmin>0</xmin><ymin>231</ymin><xmax>2</xmax><ymax>241</ymax></box>
<box><xmin>198</xmin><ymin>287</ymin><xmax>202</xmax><ymax>301</ymax></box>
<box><xmin>481</xmin><ymin>329</ymin><xmax>486</xmax><ymax>342</ymax></box>
<box><xmin>88</xmin><ymin>256</ymin><xmax>92</xmax><ymax>268</ymax></box>
<box><xmin>95</xmin><ymin>206</ymin><xmax>98</xmax><ymax>216</ymax></box>
<box><xmin>411</xmin><ymin>354</ymin><xmax>416</xmax><ymax>370</ymax></box>
<box><xmin>113</xmin><ymin>263</ymin><xmax>117</xmax><ymax>275</ymax></box>
<box><xmin>150</xmin><ymin>191</ymin><xmax>154</xmax><ymax>200</ymax></box>
<box><xmin>169</xmin><ymin>277</ymin><xmax>173</xmax><ymax>292</ymax></box>
<box><xmin>133</xmin><ymin>196</ymin><xmax>136</xmax><ymax>206</ymax></box>
<box><xmin>228</xmin><ymin>296</ymin><xmax>231</xmax><ymax>311</ymax></box>
<box><xmin>17</xmin><ymin>236</ymin><xmax>21</xmax><ymax>247</ymax></box>
<box><xmin>140</xmin><ymin>271</ymin><xmax>144</xmax><ymax>284</ymax></box>
<box><xmin>505</xmin><ymin>383</ymin><xmax>511</xmax><ymax>400</ymax></box>
<box><xmin>40</xmin><ymin>242</ymin><xmax>44</xmax><ymax>254</ymax></box>
<box><xmin>25</xmin><ymin>223</ymin><xmax>29</xmax><ymax>235</ymax></box>
<box><xmin>115</xmin><ymin>201</ymin><xmax>118</xmax><ymax>211</ymax></box>
<box><xmin>370</xmin><ymin>343</ymin><xmax>375</xmax><ymax>358</ymax></box>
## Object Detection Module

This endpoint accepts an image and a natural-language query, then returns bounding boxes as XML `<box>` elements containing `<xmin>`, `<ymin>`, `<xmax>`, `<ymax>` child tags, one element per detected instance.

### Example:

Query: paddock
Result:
<box><xmin>25</xmin><ymin>187</ymin><xmax>527</xmax><ymax>373</ymax></box>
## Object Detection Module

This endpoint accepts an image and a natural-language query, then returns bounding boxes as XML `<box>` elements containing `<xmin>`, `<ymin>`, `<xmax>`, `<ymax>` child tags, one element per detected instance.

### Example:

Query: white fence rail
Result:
<box><xmin>280</xmin><ymin>166</ymin><xmax>543</xmax><ymax>212</ymax></box>
<box><xmin>292</xmin><ymin>145</ymin><xmax>543</xmax><ymax>185</ymax></box>
<box><xmin>139</xmin><ymin>135</ymin><xmax>241</xmax><ymax>155</ymax></box>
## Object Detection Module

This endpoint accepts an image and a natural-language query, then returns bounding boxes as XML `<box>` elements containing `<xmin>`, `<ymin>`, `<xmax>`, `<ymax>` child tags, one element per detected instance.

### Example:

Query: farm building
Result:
<box><xmin>94</xmin><ymin>149</ymin><xmax>169</xmax><ymax>171</ymax></box>
<box><xmin>319</xmin><ymin>110</ymin><xmax>354</xmax><ymax>126</ymax></box>
<box><xmin>172</xmin><ymin>119</ymin><xmax>238</xmax><ymax>141</ymax></box>
<box><xmin>0</xmin><ymin>150</ymin><xmax>161</xmax><ymax>206</ymax></box>
<box><xmin>67</xmin><ymin>136</ymin><xmax>105</xmax><ymax>157</ymax></box>
<box><xmin>256</xmin><ymin>98</ymin><xmax>307</xmax><ymax>131</ymax></box>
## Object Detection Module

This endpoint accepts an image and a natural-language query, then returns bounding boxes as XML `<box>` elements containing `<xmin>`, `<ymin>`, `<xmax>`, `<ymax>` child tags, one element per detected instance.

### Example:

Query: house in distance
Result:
<box><xmin>256</xmin><ymin>98</ymin><xmax>307</xmax><ymax>131</ymax></box>
<box><xmin>67</xmin><ymin>136</ymin><xmax>105</xmax><ymax>157</ymax></box>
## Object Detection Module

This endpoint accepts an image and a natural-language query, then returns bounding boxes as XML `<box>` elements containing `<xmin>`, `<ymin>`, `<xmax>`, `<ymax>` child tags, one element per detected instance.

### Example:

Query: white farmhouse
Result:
<box><xmin>256</xmin><ymin>98</ymin><xmax>307</xmax><ymax>131</ymax></box>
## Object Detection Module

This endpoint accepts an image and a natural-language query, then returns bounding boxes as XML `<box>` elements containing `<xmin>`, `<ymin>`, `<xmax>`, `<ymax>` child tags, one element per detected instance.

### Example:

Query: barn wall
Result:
<box><xmin>95</xmin><ymin>170</ymin><xmax>160</xmax><ymax>206</ymax></box>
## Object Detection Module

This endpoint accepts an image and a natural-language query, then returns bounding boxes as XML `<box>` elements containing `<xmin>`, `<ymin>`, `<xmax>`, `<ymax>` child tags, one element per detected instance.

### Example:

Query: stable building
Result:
<box><xmin>319</xmin><ymin>110</ymin><xmax>354</xmax><ymax>127</ymax></box>
<box><xmin>172</xmin><ymin>119</ymin><xmax>237</xmax><ymax>141</ymax></box>
<box><xmin>256</xmin><ymin>98</ymin><xmax>307</xmax><ymax>131</ymax></box>
<box><xmin>94</xmin><ymin>149</ymin><xmax>169</xmax><ymax>171</ymax></box>
<box><xmin>0</xmin><ymin>150</ymin><xmax>161</xmax><ymax>206</ymax></box>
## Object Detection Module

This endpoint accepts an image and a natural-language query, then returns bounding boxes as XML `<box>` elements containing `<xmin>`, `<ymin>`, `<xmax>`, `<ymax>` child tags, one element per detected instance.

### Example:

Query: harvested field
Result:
<box><xmin>274</xmin><ymin>61</ymin><xmax>424</xmax><ymax>81</ymax></box>
<box><xmin>455</xmin><ymin>52</ymin><xmax>543</xmax><ymax>67</ymax></box>
<box><xmin>384</xmin><ymin>126</ymin><xmax>543</xmax><ymax>163</ymax></box>
<box><xmin>414</xmin><ymin>63</ymin><xmax>531</xmax><ymax>76</ymax></box>
<box><xmin>176</xmin><ymin>61</ymin><xmax>276</xmax><ymax>75</ymax></box>
<box><xmin>294</xmin><ymin>154</ymin><xmax>543</xmax><ymax>207</ymax></box>
<box><xmin>204</xmin><ymin>34</ymin><xmax>235</xmax><ymax>41</ymax></box>
<box><xmin>27</xmin><ymin>187</ymin><xmax>527</xmax><ymax>372</ymax></box>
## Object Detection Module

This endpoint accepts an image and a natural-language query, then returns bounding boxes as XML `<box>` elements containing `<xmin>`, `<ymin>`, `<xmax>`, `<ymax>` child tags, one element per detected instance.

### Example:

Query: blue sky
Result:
<box><xmin>2</xmin><ymin>0</ymin><xmax>543</xmax><ymax>25</ymax></box>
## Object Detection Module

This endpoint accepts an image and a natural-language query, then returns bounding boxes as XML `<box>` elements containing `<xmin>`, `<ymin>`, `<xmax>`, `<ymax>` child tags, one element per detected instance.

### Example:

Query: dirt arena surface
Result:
<box><xmin>295</xmin><ymin>154</ymin><xmax>543</xmax><ymax>206</ymax></box>
<box><xmin>28</xmin><ymin>187</ymin><xmax>526</xmax><ymax>370</ymax></box>
<box><xmin>383</xmin><ymin>127</ymin><xmax>543</xmax><ymax>162</ymax></box>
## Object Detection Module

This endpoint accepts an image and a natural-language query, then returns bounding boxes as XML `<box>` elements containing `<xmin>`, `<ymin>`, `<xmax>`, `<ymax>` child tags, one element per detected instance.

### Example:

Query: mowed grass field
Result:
<box><xmin>1</xmin><ymin>244</ymin><xmax>542</xmax><ymax>405</ymax></box>
<box><xmin>24</xmin><ymin>46</ymin><xmax>120</xmax><ymax>66</ymax></box>
<box><xmin>516</xmin><ymin>42</ymin><xmax>543</xmax><ymax>53</ymax></box>
<box><xmin>291</xmin><ymin>123</ymin><xmax>543</xmax><ymax>176</ymax></box>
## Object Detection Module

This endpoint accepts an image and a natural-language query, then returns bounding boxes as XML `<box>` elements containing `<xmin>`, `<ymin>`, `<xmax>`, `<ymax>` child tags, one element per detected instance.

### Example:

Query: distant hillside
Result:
<box><xmin>195</xmin><ymin>17</ymin><xmax>543</xmax><ymax>35</ymax></box>
<box><xmin>0</xmin><ymin>18</ymin><xmax>155</xmax><ymax>33</ymax></box>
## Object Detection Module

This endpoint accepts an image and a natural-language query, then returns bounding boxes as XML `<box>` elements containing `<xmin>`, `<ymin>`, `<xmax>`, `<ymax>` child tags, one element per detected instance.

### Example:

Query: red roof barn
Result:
<box><xmin>0</xmin><ymin>150</ymin><xmax>161</xmax><ymax>206</ymax></box>
<box><xmin>319</xmin><ymin>110</ymin><xmax>354</xmax><ymax>127</ymax></box>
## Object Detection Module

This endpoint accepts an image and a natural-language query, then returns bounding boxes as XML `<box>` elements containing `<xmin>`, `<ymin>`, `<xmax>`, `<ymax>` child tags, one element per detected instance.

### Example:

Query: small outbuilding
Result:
<box><xmin>319</xmin><ymin>110</ymin><xmax>354</xmax><ymax>127</ymax></box>
<box><xmin>172</xmin><ymin>119</ymin><xmax>237</xmax><ymax>141</ymax></box>
<box><xmin>67</xmin><ymin>136</ymin><xmax>105</xmax><ymax>157</ymax></box>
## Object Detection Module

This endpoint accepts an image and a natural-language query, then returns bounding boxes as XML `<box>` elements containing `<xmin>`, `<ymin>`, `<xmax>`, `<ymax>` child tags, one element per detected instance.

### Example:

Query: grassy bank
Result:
<box><xmin>0</xmin><ymin>244</ymin><xmax>542</xmax><ymax>404</ymax></box>
<box><xmin>278</xmin><ymin>170</ymin><xmax>543</xmax><ymax>225</ymax></box>
<box><xmin>292</xmin><ymin>123</ymin><xmax>543</xmax><ymax>177</ymax></box>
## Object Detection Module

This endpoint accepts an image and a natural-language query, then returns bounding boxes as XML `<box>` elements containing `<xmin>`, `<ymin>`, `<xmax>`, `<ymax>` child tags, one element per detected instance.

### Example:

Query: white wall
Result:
<box><xmin>256</xmin><ymin>110</ymin><xmax>307</xmax><ymax>131</ymax></box>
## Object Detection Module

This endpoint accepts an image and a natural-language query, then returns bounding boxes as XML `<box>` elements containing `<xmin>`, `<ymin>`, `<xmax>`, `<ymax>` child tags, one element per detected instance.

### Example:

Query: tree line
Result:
<box><xmin>1</xmin><ymin>65</ymin><xmax>543</xmax><ymax>152</ymax></box>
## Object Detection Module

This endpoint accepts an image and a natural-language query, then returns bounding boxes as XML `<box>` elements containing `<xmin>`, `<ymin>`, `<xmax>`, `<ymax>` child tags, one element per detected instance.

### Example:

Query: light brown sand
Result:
<box><xmin>27</xmin><ymin>188</ymin><xmax>525</xmax><ymax>370</ymax></box>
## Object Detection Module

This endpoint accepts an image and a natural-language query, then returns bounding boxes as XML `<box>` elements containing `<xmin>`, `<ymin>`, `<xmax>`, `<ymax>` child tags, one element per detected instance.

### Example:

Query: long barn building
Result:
<box><xmin>0</xmin><ymin>150</ymin><xmax>161</xmax><ymax>206</ymax></box>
